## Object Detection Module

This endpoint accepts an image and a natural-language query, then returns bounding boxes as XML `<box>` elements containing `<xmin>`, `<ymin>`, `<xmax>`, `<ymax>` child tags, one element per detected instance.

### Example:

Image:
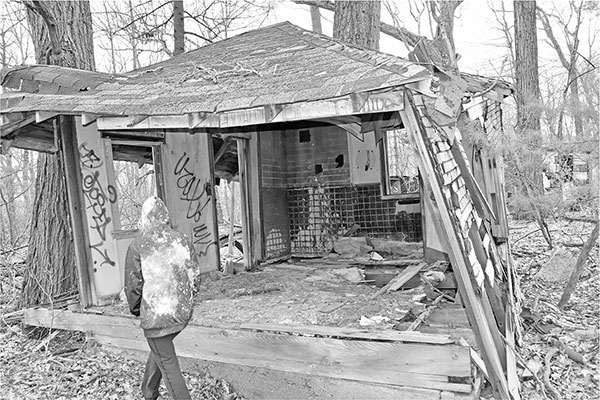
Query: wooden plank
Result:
<box><xmin>239</xmin><ymin>323</ymin><xmax>455</xmax><ymax>345</ymax></box>
<box><xmin>0</xmin><ymin>115</ymin><xmax>36</xmax><ymax>137</ymax></box>
<box><xmin>35</xmin><ymin>111</ymin><xmax>58</xmax><ymax>123</ymax></box>
<box><xmin>24</xmin><ymin>308</ymin><xmax>143</xmax><ymax>340</ymax></box>
<box><xmin>163</xmin><ymin>131</ymin><xmax>220</xmax><ymax>273</ymax></box>
<box><xmin>237</xmin><ymin>138</ymin><xmax>253</xmax><ymax>269</ymax></box>
<box><xmin>81</xmin><ymin>113</ymin><xmax>99</xmax><ymax>126</ymax></box>
<box><xmin>102</xmin><ymin>139</ymin><xmax>120</xmax><ymax>230</ymax></box>
<box><xmin>97</xmin><ymin>115</ymin><xmax>189</xmax><ymax>130</ymax></box>
<box><xmin>371</xmin><ymin>262</ymin><xmax>425</xmax><ymax>298</ymax></box>
<box><xmin>26</xmin><ymin>307</ymin><xmax>471</xmax><ymax>392</ymax></box>
<box><xmin>169</xmin><ymin>326</ymin><xmax>471</xmax><ymax>391</ymax></box>
<box><xmin>59</xmin><ymin>116</ymin><xmax>96</xmax><ymax>306</ymax></box>
<box><xmin>427</xmin><ymin>306</ymin><xmax>470</xmax><ymax>328</ymax></box>
<box><xmin>401</xmin><ymin>93</ymin><xmax>510</xmax><ymax>399</ymax></box>
<box><xmin>248</xmin><ymin>133</ymin><xmax>264</xmax><ymax>263</ymax></box>
<box><xmin>94</xmin><ymin>331</ymin><xmax>471</xmax><ymax>393</ymax></box>
<box><xmin>450</xmin><ymin>138</ymin><xmax>497</xmax><ymax>222</ymax></box>
<box><xmin>458</xmin><ymin>337</ymin><xmax>489</xmax><ymax>379</ymax></box>
<box><xmin>152</xmin><ymin>145</ymin><xmax>166</xmax><ymax>201</ymax></box>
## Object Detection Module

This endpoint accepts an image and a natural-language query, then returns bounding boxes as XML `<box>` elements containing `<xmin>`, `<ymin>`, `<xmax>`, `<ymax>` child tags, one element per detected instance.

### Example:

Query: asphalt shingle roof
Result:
<box><xmin>1</xmin><ymin>22</ymin><xmax>431</xmax><ymax>117</ymax></box>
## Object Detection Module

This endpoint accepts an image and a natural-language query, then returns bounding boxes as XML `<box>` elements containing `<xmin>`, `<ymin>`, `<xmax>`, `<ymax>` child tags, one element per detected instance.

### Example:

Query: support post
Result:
<box><xmin>59</xmin><ymin>115</ymin><xmax>95</xmax><ymax>306</ymax></box>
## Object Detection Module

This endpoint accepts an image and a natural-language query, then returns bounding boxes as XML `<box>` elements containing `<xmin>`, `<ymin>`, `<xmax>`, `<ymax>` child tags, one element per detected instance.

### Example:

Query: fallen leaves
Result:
<box><xmin>0</xmin><ymin>328</ymin><xmax>245</xmax><ymax>400</ymax></box>
<box><xmin>513</xmin><ymin>214</ymin><xmax>599</xmax><ymax>400</ymax></box>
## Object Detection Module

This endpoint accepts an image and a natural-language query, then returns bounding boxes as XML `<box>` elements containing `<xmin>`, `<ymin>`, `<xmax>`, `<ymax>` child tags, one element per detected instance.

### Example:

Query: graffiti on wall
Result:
<box><xmin>79</xmin><ymin>143</ymin><xmax>117</xmax><ymax>269</ymax></box>
<box><xmin>174</xmin><ymin>152</ymin><xmax>216</xmax><ymax>256</ymax></box>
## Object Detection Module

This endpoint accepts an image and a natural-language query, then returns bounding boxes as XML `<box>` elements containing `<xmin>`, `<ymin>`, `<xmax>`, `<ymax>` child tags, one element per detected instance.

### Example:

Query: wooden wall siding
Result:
<box><xmin>404</xmin><ymin>92</ymin><xmax>513</xmax><ymax>399</ymax></box>
<box><xmin>25</xmin><ymin>308</ymin><xmax>472</xmax><ymax>394</ymax></box>
<box><xmin>74</xmin><ymin>118</ymin><xmax>121</xmax><ymax>304</ymax></box>
<box><xmin>481</xmin><ymin>101</ymin><xmax>510</xmax><ymax>241</ymax></box>
<box><xmin>163</xmin><ymin>131</ymin><xmax>220</xmax><ymax>273</ymax></box>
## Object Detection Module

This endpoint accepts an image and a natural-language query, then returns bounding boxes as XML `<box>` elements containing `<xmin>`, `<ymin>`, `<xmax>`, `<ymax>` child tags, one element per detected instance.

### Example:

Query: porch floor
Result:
<box><xmin>24</xmin><ymin>255</ymin><xmax>478</xmax><ymax>398</ymax></box>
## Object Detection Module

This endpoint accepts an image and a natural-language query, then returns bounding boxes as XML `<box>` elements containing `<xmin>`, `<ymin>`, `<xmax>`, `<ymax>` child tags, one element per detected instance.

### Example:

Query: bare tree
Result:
<box><xmin>20</xmin><ymin>0</ymin><xmax>96</xmax><ymax>307</ymax></box>
<box><xmin>333</xmin><ymin>0</ymin><xmax>381</xmax><ymax>50</ymax></box>
<box><xmin>537</xmin><ymin>1</ymin><xmax>597</xmax><ymax>139</ymax></box>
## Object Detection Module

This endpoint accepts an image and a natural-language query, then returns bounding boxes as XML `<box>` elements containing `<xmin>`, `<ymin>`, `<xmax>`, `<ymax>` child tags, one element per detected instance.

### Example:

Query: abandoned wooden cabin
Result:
<box><xmin>1</xmin><ymin>22</ymin><xmax>521</xmax><ymax>399</ymax></box>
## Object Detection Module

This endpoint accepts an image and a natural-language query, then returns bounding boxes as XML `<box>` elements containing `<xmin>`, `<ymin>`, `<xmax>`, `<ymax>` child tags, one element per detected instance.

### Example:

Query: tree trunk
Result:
<box><xmin>173</xmin><ymin>0</ymin><xmax>185</xmax><ymax>56</ymax></box>
<box><xmin>514</xmin><ymin>0</ymin><xmax>541</xmax><ymax>135</ymax></box>
<box><xmin>558</xmin><ymin>222</ymin><xmax>599</xmax><ymax>309</ymax></box>
<box><xmin>21</xmin><ymin>0</ymin><xmax>95</xmax><ymax>307</ymax></box>
<box><xmin>333</xmin><ymin>0</ymin><xmax>380</xmax><ymax>50</ymax></box>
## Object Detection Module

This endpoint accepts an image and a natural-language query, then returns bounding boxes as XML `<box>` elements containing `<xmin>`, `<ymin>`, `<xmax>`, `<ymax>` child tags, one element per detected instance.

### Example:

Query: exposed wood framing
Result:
<box><xmin>236</xmin><ymin>138</ymin><xmax>254</xmax><ymax>269</ymax></box>
<box><xmin>35</xmin><ymin>111</ymin><xmax>58</xmax><ymax>123</ymax></box>
<box><xmin>59</xmin><ymin>116</ymin><xmax>96</xmax><ymax>306</ymax></box>
<box><xmin>81</xmin><ymin>113</ymin><xmax>99</xmax><ymax>126</ymax></box>
<box><xmin>152</xmin><ymin>145</ymin><xmax>166</xmax><ymax>202</ymax></box>
<box><xmin>401</xmin><ymin>92</ymin><xmax>511</xmax><ymax>399</ymax></box>
<box><xmin>248</xmin><ymin>133</ymin><xmax>263</xmax><ymax>262</ymax></box>
<box><xmin>97</xmin><ymin>90</ymin><xmax>406</xmax><ymax>131</ymax></box>
<box><xmin>1</xmin><ymin>114</ymin><xmax>36</xmax><ymax>137</ymax></box>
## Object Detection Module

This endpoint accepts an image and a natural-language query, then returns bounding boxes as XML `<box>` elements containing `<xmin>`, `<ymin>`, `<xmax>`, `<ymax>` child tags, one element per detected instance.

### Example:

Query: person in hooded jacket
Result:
<box><xmin>125</xmin><ymin>196</ymin><xmax>198</xmax><ymax>400</ymax></box>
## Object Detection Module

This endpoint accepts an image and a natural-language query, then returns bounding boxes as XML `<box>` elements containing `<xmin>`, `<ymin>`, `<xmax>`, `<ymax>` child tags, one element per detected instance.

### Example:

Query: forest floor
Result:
<box><xmin>0</xmin><ymin>214</ymin><xmax>598</xmax><ymax>399</ymax></box>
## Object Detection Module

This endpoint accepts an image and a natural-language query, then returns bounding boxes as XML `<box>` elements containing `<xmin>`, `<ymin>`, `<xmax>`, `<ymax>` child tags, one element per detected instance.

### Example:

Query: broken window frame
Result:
<box><xmin>378</xmin><ymin>128</ymin><xmax>420</xmax><ymax>202</ymax></box>
<box><xmin>107</xmin><ymin>140</ymin><xmax>166</xmax><ymax>233</ymax></box>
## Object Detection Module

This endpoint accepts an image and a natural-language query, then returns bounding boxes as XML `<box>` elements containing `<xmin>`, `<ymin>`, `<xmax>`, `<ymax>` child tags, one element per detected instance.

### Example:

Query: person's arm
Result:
<box><xmin>124</xmin><ymin>242</ymin><xmax>143</xmax><ymax>316</ymax></box>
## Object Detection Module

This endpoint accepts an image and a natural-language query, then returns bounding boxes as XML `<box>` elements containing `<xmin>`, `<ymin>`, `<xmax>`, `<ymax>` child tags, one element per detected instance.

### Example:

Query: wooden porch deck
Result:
<box><xmin>24</xmin><ymin>307</ymin><xmax>476</xmax><ymax>399</ymax></box>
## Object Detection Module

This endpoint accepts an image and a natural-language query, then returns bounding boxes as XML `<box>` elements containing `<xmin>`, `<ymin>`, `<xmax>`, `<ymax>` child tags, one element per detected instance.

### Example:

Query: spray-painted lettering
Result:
<box><xmin>174</xmin><ymin>152</ymin><xmax>215</xmax><ymax>254</ymax></box>
<box><xmin>79</xmin><ymin>143</ymin><xmax>117</xmax><ymax>269</ymax></box>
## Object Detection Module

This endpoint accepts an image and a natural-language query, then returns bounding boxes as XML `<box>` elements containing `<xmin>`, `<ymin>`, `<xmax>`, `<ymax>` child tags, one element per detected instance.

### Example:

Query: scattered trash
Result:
<box><xmin>333</xmin><ymin>237</ymin><xmax>373</xmax><ymax>258</ymax></box>
<box><xmin>370</xmin><ymin>251</ymin><xmax>384</xmax><ymax>261</ymax></box>
<box><xmin>359</xmin><ymin>315</ymin><xmax>390</xmax><ymax>326</ymax></box>
<box><xmin>331</xmin><ymin>267</ymin><xmax>365</xmax><ymax>283</ymax></box>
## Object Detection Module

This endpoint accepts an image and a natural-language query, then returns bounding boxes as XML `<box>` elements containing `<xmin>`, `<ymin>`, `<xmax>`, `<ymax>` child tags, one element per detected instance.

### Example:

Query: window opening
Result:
<box><xmin>299</xmin><ymin>129</ymin><xmax>311</xmax><ymax>143</ymax></box>
<box><xmin>111</xmin><ymin>145</ymin><xmax>157</xmax><ymax>230</ymax></box>
<box><xmin>379</xmin><ymin>128</ymin><xmax>420</xmax><ymax>200</ymax></box>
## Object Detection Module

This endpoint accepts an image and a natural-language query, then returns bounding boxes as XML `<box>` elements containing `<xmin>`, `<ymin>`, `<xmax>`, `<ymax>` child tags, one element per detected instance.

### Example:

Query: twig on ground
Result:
<box><xmin>543</xmin><ymin>348</ymin><xmax>562</xmax><ymax>399</ymax></box>
<box><xmin>501</xmin><ymin>334</ymin><xmax>550</xmax><ymax>399</ymax></box>
<box><xmin>406</xmin><ymin>295</ymin><xmax>444</xmax><ymax>331</ymax></box>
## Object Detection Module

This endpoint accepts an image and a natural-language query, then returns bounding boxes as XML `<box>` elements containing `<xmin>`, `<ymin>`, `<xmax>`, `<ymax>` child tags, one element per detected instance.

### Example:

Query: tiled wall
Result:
<box><xmin>259</xmin><ymin>124</ymin><xmax>422</xmax><ymax>258</ymax></box>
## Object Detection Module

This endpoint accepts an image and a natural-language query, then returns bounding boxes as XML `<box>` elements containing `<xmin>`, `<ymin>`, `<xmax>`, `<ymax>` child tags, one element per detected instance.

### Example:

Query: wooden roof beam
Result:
<box><xmin>35</xmin><ymin>111</ymin><xmax>58</xmax><ymax>123</ymax></box>
<box><xmin>96</xmin><ymin>89</ymin><xmax>406</xmax><ymax>132</ymax></box>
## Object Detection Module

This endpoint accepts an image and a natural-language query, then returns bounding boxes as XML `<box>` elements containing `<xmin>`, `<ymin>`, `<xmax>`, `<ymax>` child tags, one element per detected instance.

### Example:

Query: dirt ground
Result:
<box><xmin>192</xmin><ymin>262</ymin><xmax>421</xmax><ymax>329</ymax></box>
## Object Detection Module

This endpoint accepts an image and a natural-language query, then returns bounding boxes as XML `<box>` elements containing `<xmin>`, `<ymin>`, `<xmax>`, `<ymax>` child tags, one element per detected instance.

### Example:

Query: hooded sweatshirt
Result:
<box><xmin>124</xmin><ymin>196</ymin><xmax>198</xmax><ymax>338</ymax></box>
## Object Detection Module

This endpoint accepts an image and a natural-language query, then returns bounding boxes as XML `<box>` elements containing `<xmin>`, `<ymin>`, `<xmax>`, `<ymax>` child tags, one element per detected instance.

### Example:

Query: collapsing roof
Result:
<box><xmin>1</xmin><ymin>22</ymin><xmax>429</xmax><ymax>117</ymax></box>
<box><xmin>0</xmin><ymin>21</ymin><xmax>518</xmax><ymax>399</ymax></box>
<box><xmin>1</xmin><ymin>22</ymin><xmax>509</xmax><ymax>120</ymax></box>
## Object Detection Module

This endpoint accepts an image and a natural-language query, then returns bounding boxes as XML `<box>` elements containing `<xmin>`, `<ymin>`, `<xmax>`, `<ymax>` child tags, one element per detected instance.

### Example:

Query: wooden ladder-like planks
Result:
<box><xmin>400</xmin><ymin>92</ymin><xmax>511</xmax><ymax>399</ymax></box>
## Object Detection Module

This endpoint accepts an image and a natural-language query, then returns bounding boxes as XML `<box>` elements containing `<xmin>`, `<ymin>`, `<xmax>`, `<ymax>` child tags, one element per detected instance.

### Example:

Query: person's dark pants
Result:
<box><xmin>142</xmin><ymin>332</ymin><xmax>191</xmax><ymax>400</ymax></box>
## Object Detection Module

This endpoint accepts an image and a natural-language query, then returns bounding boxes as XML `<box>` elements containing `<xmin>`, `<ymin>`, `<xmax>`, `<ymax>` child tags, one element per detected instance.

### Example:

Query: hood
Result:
<box><xmin>138</xmin><ymin>196</ymin><xmax>171</xmax><ymax>232</ymax></box>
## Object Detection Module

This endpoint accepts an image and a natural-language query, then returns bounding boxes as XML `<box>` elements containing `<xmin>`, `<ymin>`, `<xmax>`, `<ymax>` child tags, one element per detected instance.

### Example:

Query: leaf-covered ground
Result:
<box><xmin>0</xmin><ymin>327</ymin><xmax>244</xmax><ymax>400</ymax></box>
<box><xmin>511</xmin><ymin>215</ymin><xmax>599</xmax><ymax>400</ymax></box>
<box><xmin>1</xmin><ymin>215</ymin><xmax>598</xmax><ymax>399</ymax></box>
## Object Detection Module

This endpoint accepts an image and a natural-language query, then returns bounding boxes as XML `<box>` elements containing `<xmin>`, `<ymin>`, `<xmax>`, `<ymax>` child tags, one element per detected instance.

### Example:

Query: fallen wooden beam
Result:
<box><xmin>240</xmin><ymin>323</ymin><xmax>455</xmax><ymax>344</ymax></box>
<box><xmin>371</xmin><ymin>262</ymin><xmax>426</xmax><ymax>299</ymax></box>
<box><xmin>353</xmin><ymin>259</ymin><xmax>422</xmax><ymax>267</ymax></box>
